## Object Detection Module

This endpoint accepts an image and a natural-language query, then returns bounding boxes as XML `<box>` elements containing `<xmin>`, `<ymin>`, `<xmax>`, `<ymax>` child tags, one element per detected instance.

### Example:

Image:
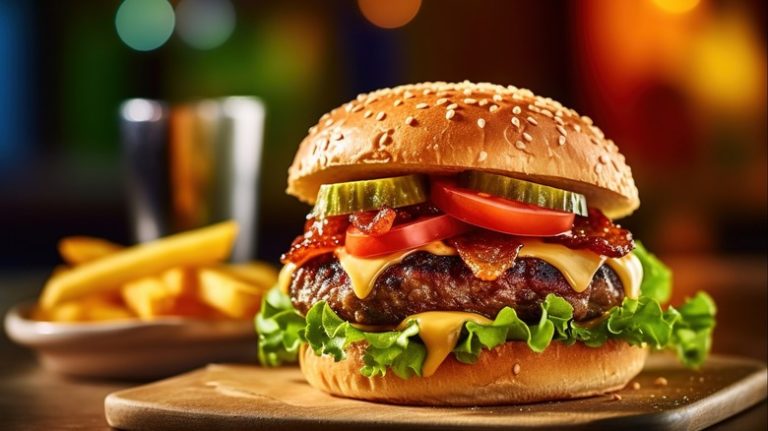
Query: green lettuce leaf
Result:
<box><xmin>634</xmin><ymin>241</ymin><xmax>673</xmax><ymax>303</ymax></box>
<box><xmin>255</xmin><ymin>288</ymin><xmax>306</xmax><ymax>366</ymax></box>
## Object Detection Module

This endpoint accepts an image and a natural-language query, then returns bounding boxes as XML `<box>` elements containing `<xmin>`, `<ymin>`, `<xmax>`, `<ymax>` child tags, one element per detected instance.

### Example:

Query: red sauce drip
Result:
<box><xmin>546</xmin><ymin>208</ymin><xmax>634</xmax><ymax>257</ymax></box>
<box><xmin>446</xmin><ymin>230</ymin><xmax>523</xmax><ymax>281</ymax></box>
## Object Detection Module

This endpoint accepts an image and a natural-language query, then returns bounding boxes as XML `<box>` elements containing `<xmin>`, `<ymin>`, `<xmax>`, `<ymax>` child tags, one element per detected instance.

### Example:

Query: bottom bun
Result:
<box><xmin>299</xmin><ymin>340</ymin><xmax>647</xmax><ymax>406</ymax></box>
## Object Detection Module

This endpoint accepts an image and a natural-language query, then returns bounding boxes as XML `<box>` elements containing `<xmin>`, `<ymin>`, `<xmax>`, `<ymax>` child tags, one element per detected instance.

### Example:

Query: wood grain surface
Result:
<box><xmin>104</xmin><ymin>353</ymin><xmax>767</xmax><ymax>431</ymax></box>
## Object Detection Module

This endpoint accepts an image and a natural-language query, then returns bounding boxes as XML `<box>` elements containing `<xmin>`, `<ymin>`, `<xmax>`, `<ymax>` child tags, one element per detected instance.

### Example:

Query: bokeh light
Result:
<box><xmin>115</xmin><ymin>0</ymin><xmax>175</xmax><ymax>51</ymax></box>
<box><xmin>176</xmin><ymin>0</ymin><xmax>236</xmax><ymax>50</ymax></box>
<box><xmin>357</xmin><ymin>0</ymin><xmax>421</xmax><ymax>29</ymax></box>
<box><xmin>652</xmin><ymin>0</ymin><xmax>701</xmax><ymax>15</ymax></box>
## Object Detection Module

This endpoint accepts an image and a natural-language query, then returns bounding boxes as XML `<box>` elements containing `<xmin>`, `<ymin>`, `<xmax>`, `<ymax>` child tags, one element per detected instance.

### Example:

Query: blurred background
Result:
<box><xmin>0</xmin><ymin>0</ymin><xmax>765</xmax><ymax>359</ymax></box>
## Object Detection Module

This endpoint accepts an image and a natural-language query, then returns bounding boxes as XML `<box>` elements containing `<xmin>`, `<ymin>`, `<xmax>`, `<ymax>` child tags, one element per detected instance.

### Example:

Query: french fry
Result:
<box><xmin>197</xmin><ymin>268</ymin><xmax>266</xmax><ymax>319</ymax></box>
<box><xmin>58</xmin><ymin>236</ymin><xmax>124</xmax><ymax>265</ymax></box>
<box><xmin>40</xmin><ymin>221</ymin><xmax>238</xmax><ymax>309</ymax></box>
<box><xmin>218</xmin><ymin>261</ymin><xmax>278</xmax><ymax>289</ymax></box>
<box><xmin>37</xmin><ymin>293</ymin><xmax>134</xmax><ymax>322</ymax></box>
<box><xmin>122</xmin><ymin>277</ymin><xmax>180</xmax><ymax>319</ymax></box>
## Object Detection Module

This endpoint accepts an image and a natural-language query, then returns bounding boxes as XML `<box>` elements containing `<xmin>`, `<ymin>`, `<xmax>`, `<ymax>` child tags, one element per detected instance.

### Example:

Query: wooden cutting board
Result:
<box><xmin>105</xmin><ymin>354</ymin><xmax>766</xmax><ymax>431</ymax></box>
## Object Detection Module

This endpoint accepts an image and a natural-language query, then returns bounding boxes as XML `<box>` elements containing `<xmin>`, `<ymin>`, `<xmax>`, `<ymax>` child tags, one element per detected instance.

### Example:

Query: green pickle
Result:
<box><xmin>312</xmin><ymin>175</ymin><xmax>427</xmax><ymax>217</ymax></box>
<box><xmin>460</xmin><ymin>171</ymin><xmax>588</xmax><ymax>216</ymax></box>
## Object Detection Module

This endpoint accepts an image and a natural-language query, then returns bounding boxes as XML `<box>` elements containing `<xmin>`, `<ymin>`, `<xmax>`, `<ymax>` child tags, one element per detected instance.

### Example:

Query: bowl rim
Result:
<box><xmin>4</xmin><ymin>301</ymin><xmax>256</xmax><ymax>347</ymax></box>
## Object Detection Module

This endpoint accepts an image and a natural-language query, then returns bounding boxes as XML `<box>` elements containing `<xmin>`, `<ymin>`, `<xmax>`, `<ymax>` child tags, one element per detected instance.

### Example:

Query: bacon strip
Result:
<box><xmin>281</xmin><ymin>215</ymin><xmax>348</xmax><ymax>265</ymax></box>
<box><xmin>546</xmin><ymin>208</ymin><xmax>634</xmax><ymax>257</ymax></box>
<box><xmin>446</xmin><ymin>230</ymin><xmax>523</xmax><ymax>281</ymax></box>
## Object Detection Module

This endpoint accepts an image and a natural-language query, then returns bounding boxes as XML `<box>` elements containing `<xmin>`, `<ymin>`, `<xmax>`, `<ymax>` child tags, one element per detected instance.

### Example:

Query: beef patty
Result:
<box><xmin>290</xmin><ymin>251</ymin><xmax>624</xmax><ymax>325</ymax></box>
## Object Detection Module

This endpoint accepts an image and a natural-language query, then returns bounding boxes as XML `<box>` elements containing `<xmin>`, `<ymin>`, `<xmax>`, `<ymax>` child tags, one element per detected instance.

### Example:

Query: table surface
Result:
<box><xmin>1</xmin><ymin>258</ymin><xmax>766</xmax><ymax>431</ymax></box>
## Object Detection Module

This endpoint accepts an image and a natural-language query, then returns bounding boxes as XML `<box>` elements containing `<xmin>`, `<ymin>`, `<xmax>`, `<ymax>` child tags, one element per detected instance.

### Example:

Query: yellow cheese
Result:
<box><xmin>277</xmin><ymin>262</ymin><xmax>297</xmax><ymax>294</ymax></box>
<box><xmin>335</xmin><ymin>241</ymin><xmax>457</xmax><ymax>299</ymax></box>
<box><xmin>518</xmin><ymin>240</ymin><xmax>606</xmax><ymax>292</ymax></box>
<box><xmin>606</xmin><ymin>253</ymin><xmax>643</xmax><ymax>299</ymax></box>
<box><xmin>397</xmin><ymin>311</ymin><xmax>491</xmax><ymax>377</ymax></box>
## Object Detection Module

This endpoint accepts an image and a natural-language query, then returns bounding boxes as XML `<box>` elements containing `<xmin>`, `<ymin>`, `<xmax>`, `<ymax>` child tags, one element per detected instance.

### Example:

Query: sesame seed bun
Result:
<box><xmin>287</xmin><ymin>81</ymin><xmax>639</xmax><ymax>219</ymax></box>
<box><xmin>299</xmin><ymin>340</ymin><xmax>647</xmax><ymax>406</ymax></box>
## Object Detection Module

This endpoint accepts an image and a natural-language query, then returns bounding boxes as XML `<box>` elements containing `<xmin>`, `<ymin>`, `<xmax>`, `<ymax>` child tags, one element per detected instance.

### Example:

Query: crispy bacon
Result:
<box><xmin>349</xmin><ymin>207</ymin><xmax>397</xmax><ymax>235</ymax></box>
<box><xmin>546</xmin><ymin>208</ymin><xmax>634</xmax><ymax>257</ymax></box>
<box><xmin>446</xmin><ymin>230</ymin><xmax>523</xmax><ymax>281</ymax></box>
<box><xmin>281</xmin><ymin>215</ymin><xmax>348</xmax><ymax>265</ymax></box>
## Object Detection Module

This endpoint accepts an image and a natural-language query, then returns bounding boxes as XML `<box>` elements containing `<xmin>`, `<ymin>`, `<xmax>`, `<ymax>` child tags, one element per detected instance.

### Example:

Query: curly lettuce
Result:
<box><xmin>256</xmin><ymin>246</ymin><xmax>715</xmax><ymax>378</ymax></box>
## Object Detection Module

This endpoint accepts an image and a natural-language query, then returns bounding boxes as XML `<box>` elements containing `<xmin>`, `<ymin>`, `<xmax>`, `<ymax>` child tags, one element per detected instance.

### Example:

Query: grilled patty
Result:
<box><xmin>290</xmin><ymin>252</ymin><xmax>624</xmax><ymax>325</ymax></box>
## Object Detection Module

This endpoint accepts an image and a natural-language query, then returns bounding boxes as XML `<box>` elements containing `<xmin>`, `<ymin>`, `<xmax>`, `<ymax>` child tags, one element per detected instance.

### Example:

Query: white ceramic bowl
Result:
<box><xmin>4</xmin><ymin>302</ymin><xmax>258</xmax><ymax>380</ymax></box>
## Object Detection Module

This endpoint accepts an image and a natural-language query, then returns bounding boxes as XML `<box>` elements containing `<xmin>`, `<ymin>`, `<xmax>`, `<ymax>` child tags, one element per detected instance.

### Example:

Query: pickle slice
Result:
<box><xmin>312</xmin><ymin>175</ymin><xmax>427</xmax><ymax>218</ymax></box>
<box><xmin>460</xmin><ymin>171</ymin><xmax>588</xmax><ymax>216</ymax></box>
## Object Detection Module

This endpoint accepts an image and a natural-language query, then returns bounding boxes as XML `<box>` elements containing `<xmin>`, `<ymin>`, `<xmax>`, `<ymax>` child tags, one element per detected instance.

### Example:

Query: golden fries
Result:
<box><xmin>58</xmin><ymin>236</ymin><xmax>123</xmax><ymax>265</ymax></box>
<box><xmin>40</xmin><ymin>221</ymin><xmax>238</xmax><ymax>309</ymax></box>
<box><xmin>36</xmin><ymin>220</ymin><xmax>279</xmax><ymax>323</ymax></box>
<box><xmin>198</xmin><ymin>268</ymin><xmax>267</xmax><ymax>319</ymax></box>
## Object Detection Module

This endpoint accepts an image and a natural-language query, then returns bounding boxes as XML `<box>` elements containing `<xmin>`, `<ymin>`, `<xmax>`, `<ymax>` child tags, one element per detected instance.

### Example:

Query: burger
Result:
<box><xmin>256</xmin><ymin>81</ymin><xmax>716</xmax><ymax>405</ymax></box>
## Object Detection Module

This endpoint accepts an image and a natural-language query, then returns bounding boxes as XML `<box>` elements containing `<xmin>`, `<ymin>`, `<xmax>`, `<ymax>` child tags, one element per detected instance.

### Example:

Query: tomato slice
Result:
<box><xmin>345</xmin><ymin>214</ymin><xmax>471</xmax><ymax>258</ymax></box>
<box><xmin>431</xmin><ymin>179</ymin><xmax>575</xmax><ymax>236</ymax></box>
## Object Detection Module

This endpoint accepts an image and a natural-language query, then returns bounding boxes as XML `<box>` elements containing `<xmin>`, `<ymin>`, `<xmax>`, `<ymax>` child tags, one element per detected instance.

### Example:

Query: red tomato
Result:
<box><xmin>345</xmin><ymin>214</ymin><xmax>471</xmax><ymax>257</ymax></box>
<box><xmin>430</xmin><ymin>179</ymin><xmax>575</xmax><ymax>236</ymax></box>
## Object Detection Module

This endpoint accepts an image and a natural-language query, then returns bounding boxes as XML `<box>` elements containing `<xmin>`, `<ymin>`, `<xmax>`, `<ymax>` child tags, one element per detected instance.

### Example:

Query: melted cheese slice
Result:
<box><xmin>518</xmin><ymin>240</ymin><xmax>606</xmax><ymax>293</ymax></box>
<box><xmin>277</xmin><ymin>262</ymin><xmax>297</xmax><ymax>294</ymax></box>
<box><xmin>335</xmin><ymin>241</ymin><xmax>457</xmax><ymax>299</ymax></box>
<box><xmin>397</xmin><ymin>311</ymin><xmax>491</xmax><ymax>377</ymax></box>
<box><xmin>606</xmin><ymin>252</ymin><xmax>643</xmax><ymax>299</ymax></box>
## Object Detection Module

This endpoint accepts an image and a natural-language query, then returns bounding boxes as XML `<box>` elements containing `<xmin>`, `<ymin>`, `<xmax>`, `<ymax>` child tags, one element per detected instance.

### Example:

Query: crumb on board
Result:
<box><xmin>631</xmin><ymin>381</ymin><xmax>641</xmax><ymax>390</ymax></box>
<box><xmin>611</xmin><ymin>394</ymin><xmax>622</xmax><ymax>401</ymax></box>
<box><xmin>654</xmin><ymin>377</ymin><xmax>669</xmax><ymax>387</ymax></box>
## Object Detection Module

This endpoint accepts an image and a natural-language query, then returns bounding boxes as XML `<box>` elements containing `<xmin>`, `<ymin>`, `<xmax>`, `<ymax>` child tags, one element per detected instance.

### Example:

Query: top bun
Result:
<box><xmin>287</xmin><ymin>81</ymin><xmax>639</xmax><ymax>219</ymax></box>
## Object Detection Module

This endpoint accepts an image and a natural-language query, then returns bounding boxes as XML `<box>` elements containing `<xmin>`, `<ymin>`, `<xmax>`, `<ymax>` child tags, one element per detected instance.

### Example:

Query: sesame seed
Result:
<box><xmin>599</xmin><ymin>154</ymin><xmax>609</xmax><ymax>164</ymax></box>
<box><xmin>463</xmin><ymin>88</ymin><xmax>472</xmax><ymax>95</ymax></box>
<box><xmin>554</xmin><ymin>116</ymin><xmax>564</xmax><ymax>126</ymax></box>
<box><xmin>352</xmin><ymin>104</ymin><xmax>363</xmax><ymax>113</ymax></box>
<box><xmin>523</xmin><ymin>132</ymin><xmax>533</xmax><ymax>142</ymax></box>
<box><xmin>478</xmin><ymin>99</ymin><xmax>489</xmax><ymax>107</ymax></box>
<box><xmin>446</xmin><ymin>109</ymin><xmax>456</xmax><ymax>120</ymax></box>
<box><xmin>405</xmin><ymin>116</ymin><xmax>415</xmax><ymax>126</ymax></box>
<box><xmin>590</xmin><ymin>137</ymin><xmax>601</xmax><ymax>145</ymax></box>
<box><xmin>493</xmin><ymin>94</ymin><xmax>503</xmax><ymax>102</ymax></box>
<box><xmin>446</xmin><ymin>103</ymin><xmax>458</xmax><ymax>110</ymax></box>
<box><xmin>477</xmin><ymin>150</ymin><xmax>488</xmax><ymax>162</ymax></box>
<box><xmin>364</xmin><ymin>110</ymin><xmax>373</xmax><ymax>119</ymax></box>
<box><xmin>558</xmin><ymin>136</ymin><xmax>566</xmax><ymax>146</ymax></box>
<box><xmin>513</xmin><ymin>363</ymin><xmax>521</xmax><ymax>375</ymax></box>
<box><xmin>573</xmin><ymin>124</ymin><xmax>582</xmax><ymax>132</ymax></box>
<box><xmin>489</xmin><ymin>104</ymin><xmax>499</xmax><ymax>113</ymax></box>
<box><xmin>556</xmin><ymin>125</ymin><xmax>567</xmax><ymax>136</ymax></box>
<box><xmin>582</xmin><ymin>115</ymin><xmax>594</xmax><ymax>125</ymax></box>
<box><xmin>423</xmin><ymin>89</ymin><xmax>432</xmax><ymax>96</ymax></box>
<box><xmin>325</xmin><ymin>119</ymin><xmax>334</xmax><ymax>126</ymax></box>
<box><xmin>436</xmin><ymin>98</ymin><xmax>448</xmax><ymax>105</ymax></box>
<box><xmin>515</xmin><ymin>141</ymin><xmax>526</xmax><ymax>149</ymax></box>
<box><xmin>654</xmin><ymin>377</ymin><xmax>668</xmax><ymax>387</ymax></box>
<box><xmin>512</xmin><ymin>106</ymin><xmax>522</xmax><ymax>115</ymax></box>
<box><xmin>393</xmin><ymin>99</ymin><xmax>403</xmax><ymax>107</ymax></box>
<box><xmin>333</xmin><ymin>132</ymin><xmax>343</xmax><ymax>141</ymax></box>
<box><xmin>376</xmin><ymin>112</ymin><xmax>386</xmax><ymax>121</ymax></box>
<box><xmin>416</xmin><ymin>103</ymin><xmax>429</xmax><ymax>109</ymax></box>
<box><xmin>511</xmin><ymin>117</ymin><xmax>521</xmax><ymax>128</ymax></box>
<box><xmin>464</xmin><ymin>98</ymin><xmax>477</xmax><ymax>105</ymax></box>
<box><xmin>378</xmin><ymin>134</ymin><xmax>388</xmax><ymax>145</ymax></box>
<box><xmin>477</xmin><ymin>118</ymin><xmax>486</xmax><ymax>128</ymax></box>
<box><xmin>308</xmin><ymin>126</ymin><xmax>317</xmax><ymax>134</ymax></box>
<box><xmin>320</xmin><ymin>113</ymin><xmax>330</xmax><ymax>120</ymax></box>
<box><xmin>526</xmin><ymin>116</ymin><xmax>538</xmax><ymax>125</ymax></box>
<box><xmin>404</xmin><ymin>91</ymin><xmax>414</xmax><ymax>99</ymax></box>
